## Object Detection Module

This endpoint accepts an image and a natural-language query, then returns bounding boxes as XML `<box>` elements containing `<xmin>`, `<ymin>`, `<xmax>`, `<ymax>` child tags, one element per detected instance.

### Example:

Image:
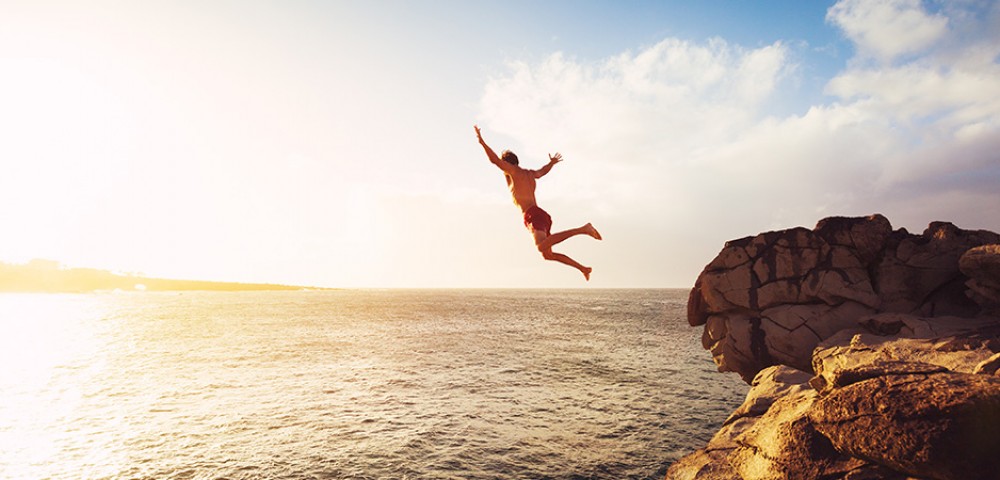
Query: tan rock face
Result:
<box><xmin>667</xmin><ymin>323</ymin><xmax>1000</xmax><ymax>480</ymax></box>
<box><xmin>689</xmin><ymin>214</ymin><xmax>1000</xmax><ymax>382</ymax></box>
<box><xmin>876</xmin><ymin>224</ymin><xmax>999</xmax><ymax>316</ymax></box>
<box><xmin>811</xmin><ymin>371</ymin><xmax>1000</xmax><ymax>480</ymax></box>
<box><xmin>810</xmin><ymin>317</ymin><xmax>1000</xmax><ymax>390</ymax></box>
<box><xmin>665</xmin><ymin>366</ymin><xmax>901</xmax><ymax>480</ymax></box>
<box><xmin>670</xmin><ymin>215</ymin><xmax>1000</xmax><ymax>480</ymax></box>
<box><xmin>960</xmin><ymin>244</ymin><xmax>1000</xmax><ymax>312</ymax></box>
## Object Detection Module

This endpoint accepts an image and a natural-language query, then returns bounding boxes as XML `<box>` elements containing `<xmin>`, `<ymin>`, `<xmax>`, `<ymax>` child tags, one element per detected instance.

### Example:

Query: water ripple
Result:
<box><xmin>0</xmin><ymin>289</ymin><xmax>747</xmax><ymax>479</ymax></box>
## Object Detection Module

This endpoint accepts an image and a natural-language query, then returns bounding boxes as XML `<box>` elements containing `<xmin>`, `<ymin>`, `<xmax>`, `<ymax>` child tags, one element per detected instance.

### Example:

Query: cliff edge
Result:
<box><xmin>668</xmin><ymin>214</ymin><xmax>1000</xmax><ymax>480</ymax></box>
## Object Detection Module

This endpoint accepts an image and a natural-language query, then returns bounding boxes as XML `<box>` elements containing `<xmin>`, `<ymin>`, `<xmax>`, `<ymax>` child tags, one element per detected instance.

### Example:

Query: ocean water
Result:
<box><xmin>0</xmin><ymin>289</ymin><xmax>748</xmax><ymax>480</ymax></box>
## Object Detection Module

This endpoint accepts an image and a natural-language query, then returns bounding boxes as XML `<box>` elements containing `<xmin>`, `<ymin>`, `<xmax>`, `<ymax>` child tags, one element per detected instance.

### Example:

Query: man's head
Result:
<box><xmin>501</xmin><ymin>150</ymin><xmax>519</xmax><ymax>166</ymax></box>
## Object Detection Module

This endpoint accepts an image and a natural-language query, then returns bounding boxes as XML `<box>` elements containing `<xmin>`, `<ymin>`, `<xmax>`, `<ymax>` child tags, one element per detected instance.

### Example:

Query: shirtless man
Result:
<box><xmin>475</xmin><ymin>125</ymin><xmax>602</xmax><ymax>280</ymax></box>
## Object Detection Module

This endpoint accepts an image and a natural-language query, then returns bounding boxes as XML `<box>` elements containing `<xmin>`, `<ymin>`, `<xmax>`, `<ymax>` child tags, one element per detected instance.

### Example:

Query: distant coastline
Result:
<box><xmin>0</xmin><ymin>259</ymin><xmax>330</xmax><ymax>293</ymax></box>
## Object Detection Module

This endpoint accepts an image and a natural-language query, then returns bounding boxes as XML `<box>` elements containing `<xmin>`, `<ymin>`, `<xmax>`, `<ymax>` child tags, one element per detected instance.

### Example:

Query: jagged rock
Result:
<box><xmin>960</xmin><ymin>244</ymin><xmax>1000</xmax><ymax>311</ymax></box>
<box><xmin>814</xmin><ymin>214</ymin><xmax>892</xmax><ymax>267</ymax></box>
<box><xmin>666</xmin><ymin>366</ymin><xmax>899</xmax><ymax>480</ymax></box>
<box><xmin>689</xmin><ymin>214</ymin><xmax>1000</xmax><ymax>382</ymax></box>
<box><xmin>876</xmin><ymin>224</ymin><xmax>999</xmax><ymax>316</ymax></box>
<box><xmin>810</xmin><ymin>316</ymin><xmax>1000</xmax><ymax>394</ymax></box>
<box><xmin>671</xmin><ymin>215</ymin><xmax>1000</xmax><ymax>480</ymax></box>
<box><xmin>668</xmin><ymin>330</ymin><xmax>999</xmax><ymax>479</ymax></box>
<box><xmin>810</xmin><ymin>359</ymin><xmax>948</xmax><ymax>396</ymax></box>
<box><xmin>810</xmin><ymin>371</ymin><xmax>1000</xmax><ymax>480</ymax></box>
<box><xmin>974</xmin><ymin>352</ymin><xmax>1000</xmax><ymax>375</ymax></box>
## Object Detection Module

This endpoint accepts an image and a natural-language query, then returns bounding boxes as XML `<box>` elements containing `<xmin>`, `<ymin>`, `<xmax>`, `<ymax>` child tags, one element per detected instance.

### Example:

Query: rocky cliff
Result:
<box><xmin>668</xmin><ymin>215</ymin><xmax>1000</xmax><ymax>480</ymax></box>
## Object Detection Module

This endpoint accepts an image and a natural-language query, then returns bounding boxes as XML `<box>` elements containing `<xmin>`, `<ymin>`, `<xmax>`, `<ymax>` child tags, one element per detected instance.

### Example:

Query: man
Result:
<box><xmin>474</xmin><ymin>125</ymin><xmax>601</xmax><ymax>280</ymax></box>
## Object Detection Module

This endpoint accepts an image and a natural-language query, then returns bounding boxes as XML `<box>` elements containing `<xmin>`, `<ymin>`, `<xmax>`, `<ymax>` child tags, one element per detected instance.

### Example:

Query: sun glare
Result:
<box><xmin>0</xmin><ymin>294</ymin><xmax>120</xmax><ymax>478</ymax></box>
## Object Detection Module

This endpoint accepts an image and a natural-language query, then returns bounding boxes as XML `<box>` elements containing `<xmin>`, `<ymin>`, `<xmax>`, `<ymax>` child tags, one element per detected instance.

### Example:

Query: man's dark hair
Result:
<box><xmin>501</xmin><ymin>150</ymin><xmax>519</xmax><ymax>166</ymax></box>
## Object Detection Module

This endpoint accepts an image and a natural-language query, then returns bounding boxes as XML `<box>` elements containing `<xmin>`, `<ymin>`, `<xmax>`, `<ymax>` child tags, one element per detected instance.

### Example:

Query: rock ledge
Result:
<box><xmin>668</xmin><ymin>215</ymin><xmax>1000</xmax><ymax>480</ymax></box>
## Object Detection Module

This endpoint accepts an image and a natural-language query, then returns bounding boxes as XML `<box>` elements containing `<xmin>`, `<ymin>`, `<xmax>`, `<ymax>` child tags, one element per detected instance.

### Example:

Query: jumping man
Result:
<box><xmin>474</xmin><ymin>125</ymin><xmax>602</xmax><ymax>280</ymax></box>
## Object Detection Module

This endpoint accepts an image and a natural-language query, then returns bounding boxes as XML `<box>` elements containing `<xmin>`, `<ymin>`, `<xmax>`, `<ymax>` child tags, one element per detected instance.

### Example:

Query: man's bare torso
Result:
<box><xmin>505</xmin><ymin>167</ymin><xmax>538</xmax><ymax>213</ymax></box>
<box><xmin>475</xmin><ymin>125</ymin><xmax>601</xmax><ymax>281</ymax></box>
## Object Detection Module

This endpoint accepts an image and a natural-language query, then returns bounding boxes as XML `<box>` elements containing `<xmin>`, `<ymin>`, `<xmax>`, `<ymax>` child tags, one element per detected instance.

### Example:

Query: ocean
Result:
<box><xmin>0</xmin><ymin>289</ymin><xmax>748</xmax><ymax>480</ymax></box>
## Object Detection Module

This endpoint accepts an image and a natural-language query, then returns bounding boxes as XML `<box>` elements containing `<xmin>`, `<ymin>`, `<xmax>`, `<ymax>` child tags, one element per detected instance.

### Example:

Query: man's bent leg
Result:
<box><xmin>541</xmin><ymin>249</ymin><xmax>592</xmax><ymax>281</ymax></box>
<box><xmin>538</xmin><ymin>223</ymin><xmax>601</xmax><ymax>251</ymax></box>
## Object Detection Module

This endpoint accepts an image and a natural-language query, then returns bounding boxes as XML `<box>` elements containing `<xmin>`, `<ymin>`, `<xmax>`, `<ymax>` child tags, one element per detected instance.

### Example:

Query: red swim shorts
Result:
<box><xmin>523</xmin><ymin>205</ymin><xmax>552</xmax><ymax>235</ymax></box>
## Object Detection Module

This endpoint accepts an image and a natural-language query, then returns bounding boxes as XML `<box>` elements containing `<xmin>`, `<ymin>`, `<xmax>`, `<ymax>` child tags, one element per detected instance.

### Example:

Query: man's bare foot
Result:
<box><xmin>585</xmin><ymin>223</ymin><xmax>602</xmax><ymax>240</ymax></box>
<box><xmin>582</xmin><ymin>266</ymin><xmax>592</xmax><ymax>281</ymax></box>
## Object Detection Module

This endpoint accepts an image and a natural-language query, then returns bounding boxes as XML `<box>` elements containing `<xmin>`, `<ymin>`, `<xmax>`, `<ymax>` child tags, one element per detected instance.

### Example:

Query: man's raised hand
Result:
<box><xmin>549</xmin><ymin>153</ymin><xmax>563</xmax><ymax>164</ymax></box>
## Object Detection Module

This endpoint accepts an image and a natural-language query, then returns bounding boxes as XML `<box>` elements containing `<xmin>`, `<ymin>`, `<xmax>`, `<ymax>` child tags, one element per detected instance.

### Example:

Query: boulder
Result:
<box><xmin>960</xmin><ymin>244</ymin><xmax>1000</xmax><ymax>312</ymax></box>
<box><xmin>670</xmin><ymin>215</ymin><xmax>1000</xmax><ymax>480</ymax></box>
<box><xmin>810</xmin><ymin>316</ymin><xmax>1000</xmax><ymax>394</ymax></box>
<box><xmin>688</xmin><ymin>214</ymin><xmax>1000</xmax><ymax>382</ymax></box>
<box><xmin>876</xmin><ymin>224</ymin><xmax>999</xmax><ymax>316</ymax></box>
<box><xmin>811</xmin><ymin>371</ymin><xmax>1000</xmax><ymax>480</ymax></box>
<box><xmin>666</xmin><ymin>366</ymin><xmax>901</xmax><ymax>480</ymax></box>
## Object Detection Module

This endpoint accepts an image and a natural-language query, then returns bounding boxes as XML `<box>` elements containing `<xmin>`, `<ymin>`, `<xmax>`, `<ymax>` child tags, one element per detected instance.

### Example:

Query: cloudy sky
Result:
<box><xmin>1</xmin><ymin>0</ymin><xmax>998</xmax><ymax>288</ymax></box>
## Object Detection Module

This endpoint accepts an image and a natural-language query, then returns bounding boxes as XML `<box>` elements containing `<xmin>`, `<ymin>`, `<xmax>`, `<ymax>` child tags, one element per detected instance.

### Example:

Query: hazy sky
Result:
<box><xmin>1</xmin><ymin>0</ymin><xmax>998</xmax><ymax>288</ymax></box>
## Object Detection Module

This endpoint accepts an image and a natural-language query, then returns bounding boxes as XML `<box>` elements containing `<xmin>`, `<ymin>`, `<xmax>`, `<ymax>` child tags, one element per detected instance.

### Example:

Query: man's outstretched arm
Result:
<box><xmin>474</xmin><ymin>125</ymin><xmax>510</xmax><ymax>171</ymax></box>
<box><xmin>534</xmin><ymin>153</ymin><xmax>563</xmax><ymax>178</ymax></box>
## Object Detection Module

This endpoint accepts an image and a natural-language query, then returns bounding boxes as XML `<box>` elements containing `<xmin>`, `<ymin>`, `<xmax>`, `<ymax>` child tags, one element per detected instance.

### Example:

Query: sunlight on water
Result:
<box><xmin>0</xmin><ymin>290</ymin><xmax>748</xmax><ymax>479</ymax></box>
<box><xmin>0</xmin><ymin>294</ymin><xmax>123</xmax><ymax>479</ymax></box>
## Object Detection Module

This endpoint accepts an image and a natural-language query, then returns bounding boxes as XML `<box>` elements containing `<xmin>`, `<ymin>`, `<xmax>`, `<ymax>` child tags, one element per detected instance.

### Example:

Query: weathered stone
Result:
<box><xmin>689</xmin><ymin>277</ymin><xmax>709</xmax><ymax>326</ymax></box>
<box><xmin>857</xmin><ymin>314</ymin><xmax>905</xmax><ymax>335</ymax></box>
<box><xmin>759</xmin><ymin>317</ymin><xmax>821</xmax><ymax>372</ymax></box>
<box><xmin>810</xmin><ymin>372</ymin><xmax>1000</xmax><ymax>480</ymax></box>
<box><xmin>759</xmin><ymin>304</ymin><xmax>821</xmax><ymax>331</ymax></box>
<box><xmin>688</xmin><ymin>215</ymin><xmax>999</xmax><ymax>382</ymax></box>
<box><xmin>726</xmin><ymin>366</ymin><xmax>814</xmax><ymax>423</ymax></box>
<box><xmin>711</xmin><ymin>243</ymin><xmax>752</xmax><ymax>271</ymax></box>
<box><xmin>752</xmin><ymin>241</ymin><xmax>825</xmax><ymax>284</ymax></box>
<box><xmin>755</xmin><ymin>279</ymin><xmax>804</xmax><ymax>310</ymax></box>
<box><xmin>973</xmin><ymin>352</ymin><xmax>1000</xmax><ymax>375</ymax></box>
<box><xmin>809</xmin><ymin>359</ymin><xmax>948</xmax><ymax>396</ymax></box>
<box><xmin>876</xmin><ymin>223</ymin><xmax>996</xmax><ymax>316</ymax></box>
<box><xmin>673</xmin><ymin>215</ymin><xmax>1000</xmax><ymax>480</ymax></box>
<box><xmin>710</xmin><ymin>313</ymin><xmax>773</xmax><ymax>381</ymax></box>
<box><xmin>960</xmin><ymin>245</ymin><xmax>1000</xmax><ymax>311</ymax></box>
<box><xmin>807</xmin><ymin>302</ymin><xmax>876</xmax><ymax>340</ymax></box>
<box><xmin>664</xmin><ymin>450</ymin><xmax>741</xmax><ymax>480</ymax></box>
<box><xmin>727</xmin><ymin>387</ymin><xmax>832</xmax><ymax>480</ymax></box>
<box><xmin>813</xmin><ymin>214</ymin><xmax>892</xmax><ymax>267</ymax></box>
<box><xmin>853</xmin><ymin>312</ymin><xmax>1000</xmax><ymax>339</ymax></box>
<box><xmin>667</xmin><ymin>367</ymin><xmax>813</xmax><ymax>480</ymax></box>
<box><xmin>811</xmin><ymin>321</ymin><xmax>1000</xmax><ymax>391</ymax></box>
<box><xmin>800</xmin><ymin>267</ymin><xmax>879</xmax><ymax>310</ymax></box>
<box><xmin>666</xmin><ymin>366</ymin><xmax>889</xmax><ymax>480</ymax></box>
<box><xmin>702</xmin><ymin>314</ymin><xmax>728</xmax><ymax>350</ymax></box>
<box><xmin>701</xmin><ymin>269</ymin><xmax>753</xmax><ymax>312</ymax></box>
<box><xmin>960</xmin><ymin>244</ymin><xmax>1000</xmax><ymax>286</ymax></box>
<box><xmin>965</xmin><ymin>279</ymin><xmax>1000</xmax><ymax>311</ymax></box>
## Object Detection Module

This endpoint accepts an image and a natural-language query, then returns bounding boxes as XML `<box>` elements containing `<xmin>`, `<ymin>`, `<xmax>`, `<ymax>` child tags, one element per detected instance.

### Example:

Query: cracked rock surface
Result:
<box><xmin>668</xmin><ymin>215</ymin><xmax>1000</xmax><ymax>480</ymax></box>
<box><xmin>811</xmin><ymin>371</ymin><xmax>1000</xmax><ymax>480</ymax></box>
<box><xmin>688</xmin><ymin>214</ymin><xmax>1000</xmax><ymax>382</ymax></box>
<box><xmin>960</xmin><ymin>244</ymin><xmax>1000</xmax><ymax>313</ymax></box>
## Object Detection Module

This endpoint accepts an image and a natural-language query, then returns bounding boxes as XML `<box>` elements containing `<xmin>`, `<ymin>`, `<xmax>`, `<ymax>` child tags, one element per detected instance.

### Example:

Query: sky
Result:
<box><xmin>0</xmin><ymin>0</ymin><xmax>998</xmax><ymax>288</ymax></box>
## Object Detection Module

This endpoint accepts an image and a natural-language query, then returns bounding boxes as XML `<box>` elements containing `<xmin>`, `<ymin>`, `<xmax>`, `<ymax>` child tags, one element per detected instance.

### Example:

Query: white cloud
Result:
<box><xmin>479</xmin><ymin>38</ymin><xmax>794</xmax><ymax>222</ymax></box>
<box><xmin>827</xmin><ymin>0</ymin><xmax>949</xmax><ymax>62</ymax></box>
<box><xmin>827</xmin><ymin>63</ymin><xmax>1000</xmax><ymax>125</ymax></box>
<box><xmin>481</xmin><ymin>39</ymin><xmax>790</xmax><ymax>164</ymax></box>
<box><xmin>477</xmin><ymin>1</ymin><xmax>1000</xmax><ymax>286</ymax></box>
